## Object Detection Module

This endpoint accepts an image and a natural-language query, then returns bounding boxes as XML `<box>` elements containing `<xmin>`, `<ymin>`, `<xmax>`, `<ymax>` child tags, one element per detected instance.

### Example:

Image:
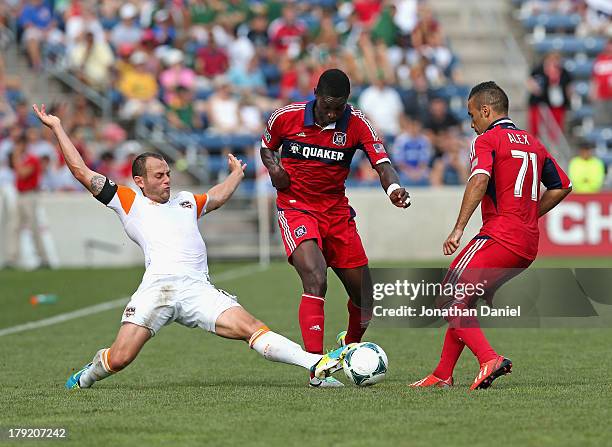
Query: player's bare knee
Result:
<box><xmin>302</xmin><ymin>268</ymin><xmax>327</xmax><ymax>296</ymax></box>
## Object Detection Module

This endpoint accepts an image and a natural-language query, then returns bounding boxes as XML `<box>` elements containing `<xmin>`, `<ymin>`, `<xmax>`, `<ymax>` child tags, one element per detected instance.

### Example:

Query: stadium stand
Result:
<box><xmin>514</xmin><ymin>0</ymin><xmax>611</xmax><ymax>155</ymax></box>
<box><xmin>1</xmin><ymin>0</ymin><xmax>473</xmax><ymax>191</ymax></box>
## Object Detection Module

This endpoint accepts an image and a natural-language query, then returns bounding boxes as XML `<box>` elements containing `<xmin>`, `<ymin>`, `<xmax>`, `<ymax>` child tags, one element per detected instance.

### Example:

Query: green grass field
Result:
<box><xmin>1</xmin><ymin>260</ymin><xmax>611</xmax><ymax>446</ymax></box>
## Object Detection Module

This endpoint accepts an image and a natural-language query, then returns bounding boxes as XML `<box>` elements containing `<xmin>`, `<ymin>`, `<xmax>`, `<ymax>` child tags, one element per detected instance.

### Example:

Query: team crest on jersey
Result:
<box><xmin>373</xmin><ymin>143</ymin><xmax>385</xmax><ymax>153</ymax></box>
<box><xmin>294</xmin><ymin>225</ymin><xmax>307</xmax><ymax>238</ymax></box>
<box><xmin>333</xmin><ymin>132</ymin><xmax>347</xmax><ymax>146</ymax></box>
<box><xmin>124</xmin><ymin>306</ymin><xmax>136</xmax><ymax>318</ymax></box>
<box><xmin>179</xmin><ymin>201</ymin><xmax>193</xmax><ymax>209</ymax></box>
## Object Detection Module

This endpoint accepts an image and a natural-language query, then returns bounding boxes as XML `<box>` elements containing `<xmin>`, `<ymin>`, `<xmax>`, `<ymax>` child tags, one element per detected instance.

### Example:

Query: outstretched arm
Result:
<box><xmin>443</xmin><ymin>173</ymin><xmax>489</xmax><ymax>255</ymax></box>
<box><xmin>205</xmin><ymin>154</ymin><xmax>247</xmax><ymax>213</ymax></box>
<box><xmin>373</xmin><ymin>162</ymin><xmax>410</xmax><ymax>208</ymax></box>
<box><xmin>32</xmin><ymin>104</ymin><xmax>107</xmax><ymax>195</ymax></box>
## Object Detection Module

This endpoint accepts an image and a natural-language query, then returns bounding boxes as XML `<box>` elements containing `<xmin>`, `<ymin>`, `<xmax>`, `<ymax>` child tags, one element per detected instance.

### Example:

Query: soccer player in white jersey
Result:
<box><xmin>33</xmin><ymin>104</ymin><xmax>353</xmax><ymax>389</ymax></box>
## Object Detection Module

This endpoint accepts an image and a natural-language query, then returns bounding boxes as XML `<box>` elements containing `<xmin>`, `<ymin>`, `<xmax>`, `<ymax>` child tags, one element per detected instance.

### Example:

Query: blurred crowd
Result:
<box><xmin>1</xmin><ymin>0</ymin><xmax>473</xmax><ymax>190</ymax></box>
<box><xmin>518</xmin><ymin>0</ymin><xmax>611</xmax><ymax>37</ymax></box>
<box><xmin>518</xmin><ymin>0</ymin><xmax>611</xmax><ymax>190</ymax></box>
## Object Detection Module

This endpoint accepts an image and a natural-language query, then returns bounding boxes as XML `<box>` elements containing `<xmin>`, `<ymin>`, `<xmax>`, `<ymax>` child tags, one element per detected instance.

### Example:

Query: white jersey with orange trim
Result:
<box><xmin>103</xmin><ymin>184</ymin><xmax>210</xmax><ymax>277</ymax></box>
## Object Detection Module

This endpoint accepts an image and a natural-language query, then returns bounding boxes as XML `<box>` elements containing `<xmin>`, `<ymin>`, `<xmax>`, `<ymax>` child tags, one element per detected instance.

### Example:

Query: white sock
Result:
<box><xmin>249</xmin><ymin>327</ymin><xmax>322</xmax><ymax>370</ymax></box>
<box><xmin>79</xmin><ymin>348</ymin><xmax>115</xmax><ymax>388</ymax></box>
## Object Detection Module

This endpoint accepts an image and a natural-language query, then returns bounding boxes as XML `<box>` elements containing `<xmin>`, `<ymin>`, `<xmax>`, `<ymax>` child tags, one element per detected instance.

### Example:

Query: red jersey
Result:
<box><xmin>469</xmin><ymin>117</ymin><xmax>571</xmax><ymax>260</ymax></box>
<box><xmin>592</xmin><ymin>53</ymin><xmax>612</xmax><ymax>100</ymax></box>
<box><xmin>16</xmin><ymin>153</ymin><xmax>41</xmax><ymax>193</ymax></box>
<box><xmin>262</xmin><ymin>100</ymin><xmax>390</xmax><ymax>212</ymax></box>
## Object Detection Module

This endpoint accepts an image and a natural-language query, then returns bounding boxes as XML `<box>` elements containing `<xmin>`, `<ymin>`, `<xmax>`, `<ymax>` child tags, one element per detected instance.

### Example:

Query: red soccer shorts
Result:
<box><xmin>443</xmin><ymin>235</ymin><xmax>533</xmax><ymax>307</ymax></box>
<box><xmin>277</xmin><ymin>207</ymin><xmax>368</xmax><ymax>268</ymax></box>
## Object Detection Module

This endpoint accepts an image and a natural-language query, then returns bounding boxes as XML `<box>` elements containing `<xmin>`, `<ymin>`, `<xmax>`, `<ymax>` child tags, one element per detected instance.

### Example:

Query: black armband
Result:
<box><xmin>94</xmin><ymin>178</ymin><xmax>118</xmax><ymax>205</ymax></box>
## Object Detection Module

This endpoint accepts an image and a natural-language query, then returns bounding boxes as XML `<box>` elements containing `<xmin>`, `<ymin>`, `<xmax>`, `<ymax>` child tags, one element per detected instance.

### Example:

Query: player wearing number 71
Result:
<box><xmin>410</xmin><ymin>82</ymin><xmax>572</xmax><ymax>390</ymax></box>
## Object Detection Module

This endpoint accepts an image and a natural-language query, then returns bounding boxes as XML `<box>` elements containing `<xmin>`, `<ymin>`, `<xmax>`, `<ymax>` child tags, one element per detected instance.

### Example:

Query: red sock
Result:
<box><xmin>299</xmin><ymin>293</ymin><xmax>325</xmax><ymax>354</ymax></box>
<box><xmin>451</xmin><ymin>315</ymin><xmax>497</xmax><ymax>365</ymax></box>
<box><xmin>345</xmin><ymin>299</ymin><xmax>372</xmax><ymax>344</ymax></box>
<box><xmin>432</xmin><ymin>327</ymin><xmax>465</xmax><ymax>380</ymax></box>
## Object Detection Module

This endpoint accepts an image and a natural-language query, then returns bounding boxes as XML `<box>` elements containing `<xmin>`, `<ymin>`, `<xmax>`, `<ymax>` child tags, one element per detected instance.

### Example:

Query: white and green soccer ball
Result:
<box><xmin>342</xmin><ymin>342</ymin><xmax>388</xmax><ymax>387</ymax></box>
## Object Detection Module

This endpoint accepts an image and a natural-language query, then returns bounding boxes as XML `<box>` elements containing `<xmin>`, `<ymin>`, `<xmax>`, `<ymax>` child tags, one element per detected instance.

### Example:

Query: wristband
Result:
<box><xmin>386</xmin><ymin>183</ymin><xmax>401</xmax><ymax>197</ymax></box>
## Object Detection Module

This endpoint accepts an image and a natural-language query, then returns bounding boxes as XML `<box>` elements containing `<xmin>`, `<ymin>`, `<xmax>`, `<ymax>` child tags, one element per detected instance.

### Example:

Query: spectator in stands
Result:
<box><xmin>591</xmin><ymin>38</ymin><xmax>612</xmax><ymax>127</ymax></box>
<box><xmin>247</xmin><ymin>13</ymin><xmax>270</xmax><ymax>49</ymax></box>
<box><xmin>423</xmin><ymin>96</ymin><xmax>460</xmax><ymax>158</ymax></box>
<box><xmin>71</xmin><ymin>95</ymin><xmax>97</xmax><ymax>131</ymax></box>
<box><xmin>0</xmin><ymin>128</ymin><xmax>19</xmax><ymax>268</ymax></box>
<box><xmin>568</xmin><ymin>141</ymin><xmax>606</xmax><ymax>193</ymax></box>
<box><xmin>358</xmin><ymin>73</ymin><xmax>404</xmax><ymax>136</ymax></box>
<box><xmin>99</xmin><ymin>1</ymin><xmax>120</xmax><ymax>32</ymax></box>
<box><xmin>195</xmin><ymin>32</ymin><xmax>230</xmax><ymax>79</ymax></box>
<box><xmin>227</xmin><ymin>55</ymin><xmax>267</xmax><ymax>96</ymax></box>
<box><xmin>403</xmin><ymin>69</ymin><xmax>432</xmax><ymax>122</ymax></box>
<box><xmin>10</xmin><ymin>132</ymin><xmax>56</xmax><ymax>268</ymax></box>
<box><xmin>166</xmin><ymin>85</ymin><xmax>204</xmax><ymax>130</ymax></box>
<box><xmin>13</xmin><ymin>99</ymin><xmax>39</xmax><ymax>128</ymax></box>
<box><xmin>152</xmin><ymin>9</ymin><xmax>176</xmax><ymax>47</ymax></box>
<box><xmin>527</xmin><ymin>52</ymin><xmax>572</xmax><ymax>138</ymax></box>
<box><xmin>0</xmin><ymin>93</ymin><xmax>17</xmax><ymax>130</ymax></box>
<box><xmin>64</xmin><ymin>3</ymin><xmax>105</xmax><ymax>54</ymax></box>
<box><xmin>288</xmin><ymin>69</ymin><xmax>316</xmax><ymax>103</ymax></box>
<box><xmin>18</xmin><ymin>0</ymin><xmax>61</xmax><ymax>70</ymax></box>
<box><xmin>93</xmin><ymin>150</ymin><xmax>121</xmax><ymax>180</ymax></box>
<box><xmin>69</xmin><ymin>31</ymin><xmax>115</xmax><ymax>89</ymax></box>
<box><xmin>268</xmin><ymin>4</ymin><xmax>307</xmax><ymax>57</ymax></box>
<box><xmin>138</xmin><ymin>29</ymin><xmax>162</xmax><ymax>75</ymax></box>
<box><xmin>38</xmin><ymin>154</ymin><xmax>56</xmax><ymax>191</ymax></box>
<box><xmin>25</xmin><ymin>126</ymin><xmax>55</xmax><ymax>162</ymax></box>
<box><xmin>371</xmin><ymin>2</ymin><xmax>399</xmax><ymax>48</ymax></box>
<box><xmin>206</xmin><ymin>76</ymin><xmax>241</xmax><ymax>134</ymax></box>
<box><xmin>412</xmin><ymin>3</ymin><xmax>440</xmax><ymax>47</ymax></box>
<box><xmin>393</xmin><ymin>0</ymin><xmax>419</xmax><ymax>35</ymax></box>
<box><xmin>227</xmin><ymin>25</ymin><xmax>256</xmax><ymax>71</ymax></box>
<box><xmin>312</xmin><ymin>9</ymin><xmax>340</xmax><ymax>49</ymax></box>
<box><xmin>575</xmin><ymin>0</ymin><xmax>612</xmax><ymax>37</ymax></box>
<box><xmin>392</xmin><ymin>117</ymin><xmax>432</xmax><ymax>186</ymax></box>
<box><xmin>429</xmin><ymin>130</ymin><xmax>468</xmax><ymax>186</ymax></box>
<box><xmin>352</xmin><ymin>0</ymin><xmax>383</xmax><ymax>29</ymax></box>
<box><xmin>239</xmin><ymin>94</ymin><xmax>264</xmax><ymax>135</ymax></box>
<box><xmin>118</xmin><ymin>51</ymin><xmax>164</xmax><ymax>120</ymax></box>
<box><xmin>110</xmin><ymin>3</ymin><xmax>142</xmax><ymax>49</ymax></box>
<box><xmin>159</xmin><ymin>49</ymin><xmax>196</xmax><ymax>105</ymax></box>
<box><xmin>425</xmin><ymin>30</ymin><xmax>462</xmax><ymax>85</ymax></box>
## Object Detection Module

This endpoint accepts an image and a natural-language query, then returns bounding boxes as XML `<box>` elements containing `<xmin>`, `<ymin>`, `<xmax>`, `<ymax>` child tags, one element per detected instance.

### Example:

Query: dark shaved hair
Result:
<box><xmin>468</xmin><ymin>81</ymin><xmax>509</xmax><ymax>114</ymax></box>
<box><xmin>132</xmin><ymin>152</ymin><xmax>166</xmax><ymax>178</ymax></box>
<box><xmin>316</xmin><ymin>68</ymin><xmax>351</xmax><ymax>98</ymax></box>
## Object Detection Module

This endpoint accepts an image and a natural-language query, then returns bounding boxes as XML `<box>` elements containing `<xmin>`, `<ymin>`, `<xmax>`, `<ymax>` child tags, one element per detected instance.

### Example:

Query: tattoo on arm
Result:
<box><xmin>90</xmin><ymin>175</ymin><xmax>106</xmax><ymax>195</ymax></box>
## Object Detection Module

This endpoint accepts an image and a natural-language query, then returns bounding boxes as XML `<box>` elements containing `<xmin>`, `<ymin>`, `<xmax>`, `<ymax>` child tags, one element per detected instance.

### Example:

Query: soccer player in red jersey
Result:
<box><xmin>410</xmin><ymin>81</ymin><xmax>572</xmax><ymax>390</ymax></box>
<box><xmin>260</xmin><ymin>69</ymin><xmax>410</xmax><ymax>387</ymax></box>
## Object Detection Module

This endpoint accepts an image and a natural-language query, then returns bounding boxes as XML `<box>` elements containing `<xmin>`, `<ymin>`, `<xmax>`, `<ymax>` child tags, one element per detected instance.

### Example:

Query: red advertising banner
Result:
<box><xmin>539</xmin><ymin>192</ymin><xmax>612</xmax><ymax>257</ymax></box>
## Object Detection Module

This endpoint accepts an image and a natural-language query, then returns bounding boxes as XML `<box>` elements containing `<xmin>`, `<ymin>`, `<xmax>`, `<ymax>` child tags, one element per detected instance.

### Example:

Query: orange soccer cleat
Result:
<box><xmin>470</xmin><ymin>355</ymin><xmax>512</xmax><ymax>390</ymax></box>
<box><xmin>409</xmin><ymin>374</ymin><xmax>454</xmax><ymax>388</ymax></box>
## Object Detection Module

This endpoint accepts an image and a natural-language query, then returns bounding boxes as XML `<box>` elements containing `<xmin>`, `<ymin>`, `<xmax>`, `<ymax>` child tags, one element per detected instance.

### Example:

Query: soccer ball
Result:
<box><xmin>342</xmin><ymin>342</ymin><xmax>388</xmax><ymax>386</ymax></box>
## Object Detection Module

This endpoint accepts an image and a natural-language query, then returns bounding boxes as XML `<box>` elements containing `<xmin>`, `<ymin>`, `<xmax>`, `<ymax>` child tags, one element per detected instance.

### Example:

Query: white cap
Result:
<box><xmin>120</xmin><ymin>3</ymin><xmax>138</xmax><ymax>20</ymax></box>
<box><xmin>130</xmin><ymin>51</ymin><xmax>147</xmax><ymax>65</ymax></box>
<box><xmin>154</xmin><ymin>9</ymin><xmax>169</xmax><ymax>22</ymax></box>
<box><xmin>164</xmin><ymin>48</ymin><xmax>183</xmax><ymax>66</ymax></box>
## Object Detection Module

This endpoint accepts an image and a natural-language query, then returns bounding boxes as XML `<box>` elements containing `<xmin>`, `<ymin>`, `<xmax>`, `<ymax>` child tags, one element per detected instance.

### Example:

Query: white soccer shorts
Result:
<box><xmin>120</xmin><ymin>274</ymin><xmax>241</xmax><ymax>336</ymax></box>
